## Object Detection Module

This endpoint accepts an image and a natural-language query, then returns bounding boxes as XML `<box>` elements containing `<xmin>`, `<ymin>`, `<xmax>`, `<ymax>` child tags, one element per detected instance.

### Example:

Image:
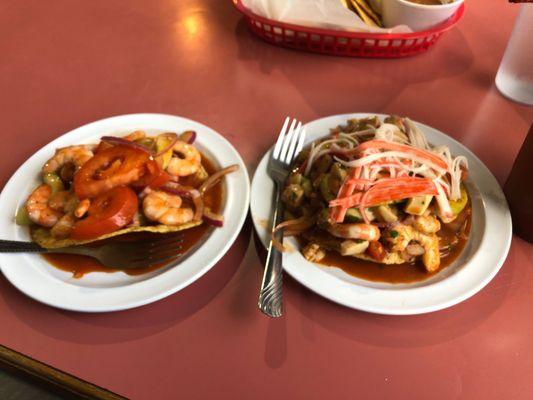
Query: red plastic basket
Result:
<box><xmin>233</xmin><ymin>0</ymin><xmax>464</xmax><ymax>58</ymax></box>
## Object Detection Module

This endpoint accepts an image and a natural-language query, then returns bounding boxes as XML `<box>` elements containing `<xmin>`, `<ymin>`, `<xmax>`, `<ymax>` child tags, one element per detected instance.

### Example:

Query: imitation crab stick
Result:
<box><xmin>329</xmin><ymin>177</ymin><xmax>438</xmax><ymax>210</ymax></box>
<box><xmin>330</xmin><ymin>166</ymin><xmax>362</xmax><ymax>222</ymax></box>
<box><xmin>355</xmin><ymin>140</ymin><xmax>449</xmax><ymax>171</ymax></box>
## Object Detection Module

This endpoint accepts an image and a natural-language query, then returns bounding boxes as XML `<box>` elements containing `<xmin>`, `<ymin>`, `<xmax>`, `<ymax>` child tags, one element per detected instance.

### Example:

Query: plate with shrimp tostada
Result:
<box><xmin>0</xmin><ymin>114</ymin><xmax>249</xmax><ymax>312</ymax></box>
<box><xmin>251</xmin><ymin>113</ymin><xmax>511</xmax><ymax>315</ymax></box>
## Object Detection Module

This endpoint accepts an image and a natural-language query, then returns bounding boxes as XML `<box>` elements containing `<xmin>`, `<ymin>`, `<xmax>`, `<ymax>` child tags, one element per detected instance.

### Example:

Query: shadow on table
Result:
<box><xmin>252</xmin><ymin>229</ymin><xmax>516</xmax><ymax>351</ymax></box>
<box><xmin>466</xmin><ymin>66</ymin><xmax>533</xmax><ymax>126</ymax></box>
<box><xmin>0</xmin><ymin>221</ymin><xmax>252</xmax><ymax>345</ymax></box>
<box><xmin>232</xmin><ymin>20</ymin><xmax>474</xmax><ymax>117</ymax></box>
<box><xmin>249</xmin><ymin>232</ymin><xmax>288</xmax><ymax>369</ymax></box>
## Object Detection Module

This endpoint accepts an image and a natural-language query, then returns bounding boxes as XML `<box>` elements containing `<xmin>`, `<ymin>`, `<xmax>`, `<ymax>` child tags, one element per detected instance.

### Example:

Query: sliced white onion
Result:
<box><xmin>304</xmin><ymin>138</ymin><xmax>353</xmax><ymax>176</ymax></box>
<box><xmin>405</xmin><ymin>118</ymin><xmax>430</xmax><ymax>150</ymax></box>
<box><xmin>334</xmin><ymin>150</ymin><xmax>448</xmax><ymax>176</ymax></box>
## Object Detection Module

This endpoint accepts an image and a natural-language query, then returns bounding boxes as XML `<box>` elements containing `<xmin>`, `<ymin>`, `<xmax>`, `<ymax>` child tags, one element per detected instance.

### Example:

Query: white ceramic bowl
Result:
<box><xmin>0</xmin><ymin>114</ymin><xmax>251</xmax><ymax>312</ymax></box>
<box><xmin>251</xmin><ymin>113</ymin><xmax>511</xmax><ymax>315</ymax></box>
<box><xmin>373</xmin><ymin>0</ymin><xmax>464</xmax><ymax>32</ymax></box>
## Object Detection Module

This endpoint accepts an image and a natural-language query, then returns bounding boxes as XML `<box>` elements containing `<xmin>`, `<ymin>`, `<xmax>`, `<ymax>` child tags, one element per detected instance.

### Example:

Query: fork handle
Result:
<box><xmin>258</xmin><ymin>185</ymin><xmax>284</xmax><ymax>318</ymax></box>
<box><xmin>0</xmin><ymin>240</ymin><xmax>94</xmax><ymax>257</ymax></box>
<box><xmin>0</xmin><ymin>240</ymin><xmax>48</xmax><ymax>253</ymax></box>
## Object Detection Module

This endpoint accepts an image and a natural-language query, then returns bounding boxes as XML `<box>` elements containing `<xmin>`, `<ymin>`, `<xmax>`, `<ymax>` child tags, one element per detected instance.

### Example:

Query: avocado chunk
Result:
<box><xmin>405</xmin><ymin>195</ymin><xmax>433</xmax><ymax>216</ymax></box>
<box><xmin>449</xmin><ymin>186</ymin><xmax>468</xmax><ymax>215</ymax></box>
<box><xmin>376</xmin><ymin>205</ymin><xmax>398</xmax><ymax>223</ymax></box>
<box><xmin>345</xmin><ymin>207</ymin><xmax>375</xmax><ymax>223</ymax></box>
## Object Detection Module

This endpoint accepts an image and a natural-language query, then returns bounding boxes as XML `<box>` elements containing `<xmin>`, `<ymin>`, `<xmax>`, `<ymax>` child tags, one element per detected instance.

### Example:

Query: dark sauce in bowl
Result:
<box><xmin>314</xmin><ymin>204</ymin><xmax>471</xmax><ymax>284</ymax></box>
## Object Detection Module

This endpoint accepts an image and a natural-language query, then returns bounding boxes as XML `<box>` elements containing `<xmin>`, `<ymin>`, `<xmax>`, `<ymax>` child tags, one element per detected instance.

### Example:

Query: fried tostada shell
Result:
<box><xmin>32</xmin><ymin>221</ymin><xmax>202</xmax><ymax>249</ymax></box>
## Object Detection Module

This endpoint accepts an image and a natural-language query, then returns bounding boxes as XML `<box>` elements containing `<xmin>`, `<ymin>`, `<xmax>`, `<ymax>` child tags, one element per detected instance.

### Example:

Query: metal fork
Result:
<box><xmin>258</xmin><ymin>117</ymin><xmax>306</xmax><ymax>318</ymax></box>
<box><xmin>0</xmin><ymin>234</ymin><xmax>185</xmax><ymax>269</ymax></box>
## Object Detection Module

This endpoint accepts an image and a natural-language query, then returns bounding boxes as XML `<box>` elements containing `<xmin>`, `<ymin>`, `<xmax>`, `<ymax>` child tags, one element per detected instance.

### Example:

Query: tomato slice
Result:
<box><xmin>70</xmin><ymin>186</ymin><xmax>138</xmax><ymax>240</ymax></box>
<box><xmin>73</xmin><ymin>145</ymin><xmax>149</xmax><ymax>198</ymax></box>
<box><xmin>132</xmin><ymin>159</ymin><xmax>170</xmax><ymax>189</ymax></box>
<box><xmin>148</xmin><ymin>169</ymin><xmax>171</xmax><ymax>188</ymax></box>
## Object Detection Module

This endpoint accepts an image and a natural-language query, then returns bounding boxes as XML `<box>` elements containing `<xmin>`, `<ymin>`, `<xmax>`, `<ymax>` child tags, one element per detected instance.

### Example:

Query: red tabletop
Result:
<box><xmin>1</xmin><ymin>0</ymin><xmax>533</xmax><ymax>399</ymax></box>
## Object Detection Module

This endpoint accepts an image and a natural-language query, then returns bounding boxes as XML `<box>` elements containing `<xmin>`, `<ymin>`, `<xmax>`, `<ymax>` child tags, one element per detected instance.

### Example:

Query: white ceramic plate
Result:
<box><xmin>251</xmin><ymin>113</ymin><xmax>512</xmax><ymax>315</ymax></box>
<box><xmin>0</xmin><ymin>114</ymin><xmax>250</xmax><ymax>312</ymax></box>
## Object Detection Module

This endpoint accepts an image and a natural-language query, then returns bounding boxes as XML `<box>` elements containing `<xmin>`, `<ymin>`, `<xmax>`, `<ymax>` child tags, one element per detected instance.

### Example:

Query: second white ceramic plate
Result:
<box><xmin>251</xmin><ymin>113</ymin><xmax>512</xmax><ymax>315</ymax></box>
<box><xmin>0</xmin><ymin>114</ymin><xmax>250</xmax><ymax>312</ymax></box>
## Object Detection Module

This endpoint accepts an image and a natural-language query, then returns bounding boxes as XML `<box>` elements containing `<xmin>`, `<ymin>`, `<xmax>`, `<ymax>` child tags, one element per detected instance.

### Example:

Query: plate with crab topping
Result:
<box><xmin>0</xmin><ymin>114</ymin><xmax>249</xmax><ymax>312</ymax></box>
<box><xmin>251</xmin><ymin>113</ymin><xmax>511</xmax><ymax>315</ymax></box>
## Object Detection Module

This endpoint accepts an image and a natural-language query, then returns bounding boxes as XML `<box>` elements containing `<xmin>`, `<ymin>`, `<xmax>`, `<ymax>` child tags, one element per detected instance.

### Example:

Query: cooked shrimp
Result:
<box><xmin>48</xmin><ymin>190</ymin><xmax>78</xmax><ymax>213</ymax></box>
<box><xmin>74</xmin><ymin>199</ymin><xmax>90</xmax><ymax>218</ymax></box>
<box><xmin>414</xmin><ymin>215</ymin><xmax>441</xmax><ymax>234</ymax></box>
<box><xmin>416</xmin><ymin>233</ymin><xmax>440</xmax><ymax>272</ymax></box>
<box><xmin>143</xmin><ymin>190</ymin><xmax>194</xmax><ymax>226</ymax></box>
<box><xmin>387</xmin><ymin>224</ymin><xmax>414</xmax><ymax>252</ymax></box>
<box><xmin>42</xmin><ymin>145</ymin><xmax>93</xmax><ymax>175</ymax></box>
<box><xmin>50</xmin><ymin>213</ymin><xmax>77</xmax><ymax>238</ymax></box>
<box><xmin>166</xmin><ymin>141</ymin><xmax>201</xmax><ymax>177</ymax></box>
<box><xmin>385</xmin><ymin>224</ymin><xmax>440</xmax><ymax>271</ymax></box>
<box><xmin>327</xmin><ymin>223</ymin><xmax>380</xmax><ymax>241</ymax></box>
<box><xmin>25</xmin><ymin>184</ymin><xmax>63</xmax><ymax>227</ymax></box>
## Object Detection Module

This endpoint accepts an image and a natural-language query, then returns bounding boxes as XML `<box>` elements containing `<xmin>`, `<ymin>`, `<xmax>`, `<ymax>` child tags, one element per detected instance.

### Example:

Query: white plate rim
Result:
<box><xmin>0</xmin><ymin>113</ymin><xmax>250</xmax><ymax>312</ymax></box>
<box><xmin>250</xmin><ymin>113</ymin><xmax>512</xmax><ymax>315</ymax></box>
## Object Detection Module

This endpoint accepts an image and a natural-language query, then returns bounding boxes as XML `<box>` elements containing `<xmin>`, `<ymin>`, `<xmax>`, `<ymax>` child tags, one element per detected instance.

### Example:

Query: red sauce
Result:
<box><xmin>316</xmin><ymin>204</ymin><xmax>472</xmax><ymax>284</ymax></box>
<box><xmin>42</xmin><ymin>153</ymin><xmax>224</xmax><ymax>278</ymax></box>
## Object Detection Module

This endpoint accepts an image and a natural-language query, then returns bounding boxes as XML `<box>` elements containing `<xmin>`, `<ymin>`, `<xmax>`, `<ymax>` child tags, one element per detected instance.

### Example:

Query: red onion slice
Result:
<box><xmin>199</xmin><ymin>164</ymin><xmax>239</xmax><ymax>194</ymax></box>
<box><xmin>271</xmin><ymin>216</ymin><xmax>315</xmax><ymax>252</ymax></box>
<box><xmin>179</xmin><ymin>130</ymin><xmax>196</xmax><ymax>144</ymax></box>
<box><xmin>161</xmin><ymin>183</ymin><xmax>197</xmax><ymax>197</ymax></box>
<box><xmin>161</xmin><ymin>184</ymin><xmax>204</xmax><ymax>222</ymax></box>
<box><xmin>203</xmin><ymin>207</ymin><xmax>224</xmax><ymax>227</ymax></box>
<box><xmin>101</xmin><ymin>136</ymin><xmax>152</xmax><ymax>154</ymax></box>
<box><xmin>192</xmin><ymin>195</ymin><xmax>204</xmax><ymax>222</ymax></box>
<box><xmin>154</xmin><ymin>133</ymin><xmax>179</xmax><ymax>157</ymax></box>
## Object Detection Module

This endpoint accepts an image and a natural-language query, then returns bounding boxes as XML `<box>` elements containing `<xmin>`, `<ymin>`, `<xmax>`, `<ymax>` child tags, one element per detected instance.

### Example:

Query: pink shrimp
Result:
<box><xmin>25</xmin><ymin>184</ymin><xmax>63</xmax><ymax>227</ymax></box>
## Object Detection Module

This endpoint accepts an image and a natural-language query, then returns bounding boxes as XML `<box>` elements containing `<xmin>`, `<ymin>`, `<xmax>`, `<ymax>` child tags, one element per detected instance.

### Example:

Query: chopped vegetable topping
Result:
<box><xmin>275</xmin><ymin>114</ymin><xmax>471</xmax><ymax>275</ymax></box>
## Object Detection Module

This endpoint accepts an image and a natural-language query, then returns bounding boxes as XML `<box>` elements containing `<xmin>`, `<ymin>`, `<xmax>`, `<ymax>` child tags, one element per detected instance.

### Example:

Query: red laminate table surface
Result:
<box><xmin>1</xmin><ymin>1</ymin><xmax>533</xmax><ymax>399</ymax></box>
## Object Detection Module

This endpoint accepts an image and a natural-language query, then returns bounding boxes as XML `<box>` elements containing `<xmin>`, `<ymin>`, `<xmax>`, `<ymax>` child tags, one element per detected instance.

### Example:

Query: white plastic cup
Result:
<box><xmin>495</xmin><ymin>4</ymin><xmax>533</xmax><ymax>106</ymax></box>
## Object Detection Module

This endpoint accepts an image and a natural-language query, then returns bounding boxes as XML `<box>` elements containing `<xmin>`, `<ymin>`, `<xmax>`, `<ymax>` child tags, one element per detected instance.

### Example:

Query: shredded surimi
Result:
<box><xmin>301</xmin><ymin>117</ymin><xmax>468</xmax><ymax>223</ymax></box>
<box><xmin>334</xmin><ymin>151</ymin><xmax>448</xmax><ymax>176</ymax></box>
<box><xmin>405</xmin><ymin>118</ymin><xmax>430</xmax><ymax>150</ymax></box>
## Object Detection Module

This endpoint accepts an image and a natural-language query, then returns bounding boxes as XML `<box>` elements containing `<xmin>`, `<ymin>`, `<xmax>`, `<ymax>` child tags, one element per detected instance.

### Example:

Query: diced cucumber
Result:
<box><xmin>345</xmin><ymin>207</ymin><xmax>375</xmax><ymax>223</ymax></box>
<box><xmin>135</xmin><ymin>137</ymin><xmax>155</xmax><ymax>150</ymax></box>
<box><xmin>301</xmin><ymin>178</ymin><xmax>312</xmax><ymax>197</ymax></box>
<box><xmin>15</xmin><ymin>206</ymin><xmax>32</xmax><ymax>226</ymax></box>
<box><xmin>320</xmin><ymin>174</ymin><xmax>335</xmax><ymax>201</ymax></box>
<box><xmin>288</xmin><ymin>173</ymin><xmax>303</xmax><ymax>185</ymax></box>
<box><xmin>155</xmin><ymin>134</ymin><xmax>174</xmax><ymax>169</ymax></box>
<box><xmin>43</xmin><ymin>173</ymin><xmax>64</xmax><ymax>193</ymax></box>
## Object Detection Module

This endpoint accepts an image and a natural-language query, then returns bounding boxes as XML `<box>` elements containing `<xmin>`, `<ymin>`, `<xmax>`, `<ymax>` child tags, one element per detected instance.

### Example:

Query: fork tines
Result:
<box><xmin>127</xmin><ymin>234</ymin><xmax>184</xmax><ymax>267</ymax></box>
<box><xmin>272</xmin><ymin>117</ymin><xmax>306</xmax><ymax>166</ymax></box>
